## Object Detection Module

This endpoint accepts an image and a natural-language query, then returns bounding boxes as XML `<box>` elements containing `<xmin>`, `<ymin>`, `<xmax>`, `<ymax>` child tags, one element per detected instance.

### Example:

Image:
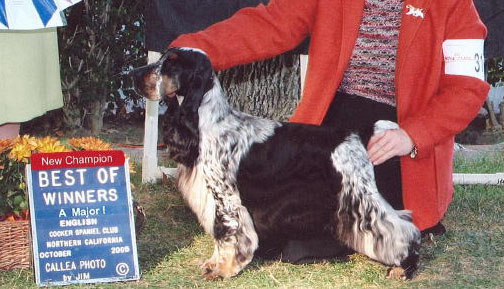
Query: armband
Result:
<box><xmin>442</xmin><ymin>39</ymin><xmax>485</xmax><ymax>80</ymax></box>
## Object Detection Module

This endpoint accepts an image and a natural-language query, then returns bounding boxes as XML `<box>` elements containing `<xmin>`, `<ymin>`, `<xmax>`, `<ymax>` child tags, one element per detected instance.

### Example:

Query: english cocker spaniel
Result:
<box><xmin>133</xmin><ymin>48</ymin><xmax>421</xmax><ymax>280</ymax></box>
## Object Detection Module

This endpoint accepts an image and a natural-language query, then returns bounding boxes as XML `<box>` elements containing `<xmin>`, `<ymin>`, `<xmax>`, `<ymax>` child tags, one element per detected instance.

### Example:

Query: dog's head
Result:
<box><xmin>133</xmin><ymin>47</ymin><xmax>214</xmax><ymax>109</ymax></box>
<box><xmin>132</xmin><ymin>48</ymin><xmax>214</xmax><ymax>167</ymax></box>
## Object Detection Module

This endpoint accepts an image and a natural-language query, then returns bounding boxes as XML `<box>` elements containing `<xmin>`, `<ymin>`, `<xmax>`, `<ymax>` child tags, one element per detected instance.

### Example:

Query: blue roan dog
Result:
<box><xmin>133</xmin><ymin>48</ymin><xmax>421</xmax><ymax>280</ymax></box>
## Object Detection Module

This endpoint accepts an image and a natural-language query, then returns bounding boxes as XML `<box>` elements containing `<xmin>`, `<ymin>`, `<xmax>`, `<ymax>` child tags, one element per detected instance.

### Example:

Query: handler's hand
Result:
<box><xmin>367</xmin><ymin>128</ymin><xmax>414</xmax><ymax>166</ymax></box>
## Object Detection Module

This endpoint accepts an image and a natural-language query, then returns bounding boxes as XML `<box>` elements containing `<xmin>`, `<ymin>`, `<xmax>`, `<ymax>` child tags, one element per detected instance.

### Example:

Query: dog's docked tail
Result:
<box><xmin>354</xmin><ymin>120</ymin><xmax>399</xmax><ymax>147</ymax></box>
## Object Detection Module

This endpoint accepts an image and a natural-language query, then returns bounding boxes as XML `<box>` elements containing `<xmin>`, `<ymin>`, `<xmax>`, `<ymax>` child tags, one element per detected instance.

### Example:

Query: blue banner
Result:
<box><xmin>27</xmin><ymin>152</ymin><xmax>140</xmax><ymax>286</ymax></box>
<box><xmin>31</xmin><ymin>0</ymin><xmax>57</xmax><ymax>26</ymax></box>
<box><xmin>0</xmin><ymin>0</ymin><xmax>8</xmax><ymax>27</ymax></box>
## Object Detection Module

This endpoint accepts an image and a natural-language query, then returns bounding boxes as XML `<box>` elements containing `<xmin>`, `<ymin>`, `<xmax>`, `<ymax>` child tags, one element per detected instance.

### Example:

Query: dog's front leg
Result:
<box><xmin>202</xmin><ymin>188</ymin><xmax>258</xmax><ymax>280</ymax></box>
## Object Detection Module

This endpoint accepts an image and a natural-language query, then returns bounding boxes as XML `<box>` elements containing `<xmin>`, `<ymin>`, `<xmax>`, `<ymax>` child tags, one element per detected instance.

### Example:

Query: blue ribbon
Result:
<box><xmin>0</xmin><ymin>0</ymin><xmax>8</xmax><ymax>28</ymax></box>
<box><xmin>31</xmin><ymin>0</ymin><xmax>58</xmax><ymax>27</ymax></box>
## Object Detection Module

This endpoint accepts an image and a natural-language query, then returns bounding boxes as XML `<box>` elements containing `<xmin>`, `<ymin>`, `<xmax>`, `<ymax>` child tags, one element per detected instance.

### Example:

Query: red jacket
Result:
<box><xmin>171</xmin><ymin>0</ymin><xmax>490</xmax><ymax>230</ymax></box>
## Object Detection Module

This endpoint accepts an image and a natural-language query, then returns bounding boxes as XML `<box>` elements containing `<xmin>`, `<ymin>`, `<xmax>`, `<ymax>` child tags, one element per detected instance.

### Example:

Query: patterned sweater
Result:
<box><xmin>338</xmin><ymin>0</ymin><xmax>403</xmax><ymax>106</ymax></box>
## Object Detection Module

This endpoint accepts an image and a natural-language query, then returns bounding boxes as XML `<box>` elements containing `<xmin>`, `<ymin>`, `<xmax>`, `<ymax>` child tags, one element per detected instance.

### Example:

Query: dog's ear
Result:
<box><xmin>130</xmin><ymin>62</ymin><xmax>163</xmax><ymax>101</ymax></box>
<box><xmin>165</xmin><ymin>93</ymin><xmax>180</xmax><ymax>117</ymax></box>
<box><xmin>179</xmin><ymin>53</ymin><xmax>214</xmax><ymax>116</ymax></box>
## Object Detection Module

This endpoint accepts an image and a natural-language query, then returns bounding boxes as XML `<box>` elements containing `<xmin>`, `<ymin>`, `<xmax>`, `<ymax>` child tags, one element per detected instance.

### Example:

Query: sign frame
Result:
<box><xmin>26</xmin><ymin>150</ymin><xmax>140</xmax><ymax>286</ymax></box>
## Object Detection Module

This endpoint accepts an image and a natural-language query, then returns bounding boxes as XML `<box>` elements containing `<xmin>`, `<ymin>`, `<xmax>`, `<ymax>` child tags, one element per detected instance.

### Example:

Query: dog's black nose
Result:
<box><xmin>128</xmin><ymin>62</ymin><xmax>163</xmax><ymax>99</ymax></box>
<box><xmin>129</xmin><ymin>64</ymin><xmax>154</xmax><ymax>91</ymax></box>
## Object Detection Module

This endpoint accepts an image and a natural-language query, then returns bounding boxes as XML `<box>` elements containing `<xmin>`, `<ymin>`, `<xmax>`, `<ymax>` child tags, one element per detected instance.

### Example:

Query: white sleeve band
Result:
<box><xmin>442</xmin><ymin>39</ymin><xmax>485</xmax><ymax>80</ymax></box>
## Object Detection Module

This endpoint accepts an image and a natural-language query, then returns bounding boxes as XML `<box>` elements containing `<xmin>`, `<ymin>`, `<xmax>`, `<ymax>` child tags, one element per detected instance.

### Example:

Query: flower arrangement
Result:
<box><xmin>0</xmin><ymin>136</ymin><xmax>128</xmax><ymax>222</ymax></box>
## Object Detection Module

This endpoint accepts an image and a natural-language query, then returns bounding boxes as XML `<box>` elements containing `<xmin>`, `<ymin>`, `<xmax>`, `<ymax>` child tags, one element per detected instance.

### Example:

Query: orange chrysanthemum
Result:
<box><xmin>0</xmin><ymin>139</ymin><xmax>14</xmax><ymax>155</ymax></box>
<box><xmin>67</xmin><ymin>137</ymin><xmax>112</xmax><ymax>151</ymax></box>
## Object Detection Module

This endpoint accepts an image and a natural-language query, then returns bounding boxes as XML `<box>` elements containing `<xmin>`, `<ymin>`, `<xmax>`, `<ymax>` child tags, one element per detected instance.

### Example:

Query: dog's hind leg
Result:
<box><xmin>330</xmin><ymin>134</ymin><xmax>421</xmax><ymax>276</ymax></box>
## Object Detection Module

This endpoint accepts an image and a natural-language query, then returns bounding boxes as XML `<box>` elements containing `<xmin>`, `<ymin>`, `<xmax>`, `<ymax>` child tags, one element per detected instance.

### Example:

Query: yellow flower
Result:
<box><xmin>126</xmin><ymin>157</ymin><xmax>137</xmax><ymax>174</ymax></box>
<box><xmin>37</xmin><ymin>136</ymin><xmax>71</xmax><ymax>153</ymax></box>
<box><xmin>8</xmin><ymin>135</ymin><xmax>38</xmax><ymax>162</ymax></box>
<box><xmin>67</xmin><ymin>137</ymin><xmax>112</xmax><ymax>151</ymax></box>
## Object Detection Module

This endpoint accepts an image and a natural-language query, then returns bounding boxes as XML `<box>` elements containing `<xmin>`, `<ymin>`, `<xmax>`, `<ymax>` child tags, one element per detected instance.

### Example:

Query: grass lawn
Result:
<box><xmin>1</xmin><ymin>153</ymin><xmax>502</xmax><ymax>288</ymax></box>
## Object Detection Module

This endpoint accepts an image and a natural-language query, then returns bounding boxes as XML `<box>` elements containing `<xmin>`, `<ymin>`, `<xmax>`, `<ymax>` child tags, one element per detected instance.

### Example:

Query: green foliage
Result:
<box><xmin>58</xmin><ymin>0</ymin><xmax>147</xmax><ymax>132</ymax></box>
<box><xmin>487</xmin><ymin>57</ymin><xmax>504</xmax><ymax>85</ymax></box>
<box><xmin>453</xmin><ymin>153</ymin><xmax>504</xmax><ymax>174</ymax></box>
<box><xmin>0</xmin><ymin>152</ymin><xmax>27</xmax><ymax>220</ymax></box>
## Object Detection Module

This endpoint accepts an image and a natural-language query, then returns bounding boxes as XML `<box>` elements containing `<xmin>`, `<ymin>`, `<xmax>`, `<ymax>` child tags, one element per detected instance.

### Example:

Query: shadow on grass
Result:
<box><xmin>133</xmin><ymin>179</ymin><xmax>204</xmax><ymax>273</ymax></box>
<box><xmin>132</xmin><ymin>173</ymin><xmax>364</xmax><ymax>281</ymax></box>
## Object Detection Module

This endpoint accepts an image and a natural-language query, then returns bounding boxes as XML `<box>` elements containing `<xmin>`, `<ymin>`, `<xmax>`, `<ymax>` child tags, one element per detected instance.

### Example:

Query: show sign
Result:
<box><xmin>26</xmin><ymin>150</ymin><xmax>140</xmax><ymax>286</ymax></box>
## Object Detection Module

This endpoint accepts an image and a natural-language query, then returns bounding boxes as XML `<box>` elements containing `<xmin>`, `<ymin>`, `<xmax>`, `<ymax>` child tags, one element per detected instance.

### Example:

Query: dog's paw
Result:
<box><xmin>386</xmin><ymin>266</ymin><xmax>407</xmax><ymax>280</ymax></box>
<box><xmin>201</xmin><ymin>258</ymin><xmax>227</xmax><ymax>280</ymax></box>
<box><xmin>201</xmin><ymin>262</ymin><xmax>234</xmax><ymax>280</ymax></box>
<box><xmin>201</xmin><ymin>257</ymin><xmax>240</xmax><ymax>280</ymax></box>
<box><xmin>201</xmin><ymin>260</ymin><xmax>222</xmax><ymax>280</ymax></box>
<box><xmin>202</xmin><ymin>267</ymin><xmax>224</xmax><ymax>281</ymax></box>
<box><xmin>201</xmin><ymin>258</ymin><xmax>217</xmax><ymax>271</ymax></box>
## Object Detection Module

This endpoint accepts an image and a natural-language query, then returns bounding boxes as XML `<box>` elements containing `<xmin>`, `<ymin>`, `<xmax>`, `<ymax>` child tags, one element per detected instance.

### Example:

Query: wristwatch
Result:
<box><xmin>410</xmin><ymin>145</ymin><xmax>418</xmax><ymax>159</ymax></box>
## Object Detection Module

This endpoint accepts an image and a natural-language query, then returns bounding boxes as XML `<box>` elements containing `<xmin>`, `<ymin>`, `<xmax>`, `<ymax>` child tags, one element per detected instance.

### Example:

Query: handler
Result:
<box><xmin>169</xmin><ymin>0</ymin><xmax>489</xmax><ymax>234</ymax></box>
